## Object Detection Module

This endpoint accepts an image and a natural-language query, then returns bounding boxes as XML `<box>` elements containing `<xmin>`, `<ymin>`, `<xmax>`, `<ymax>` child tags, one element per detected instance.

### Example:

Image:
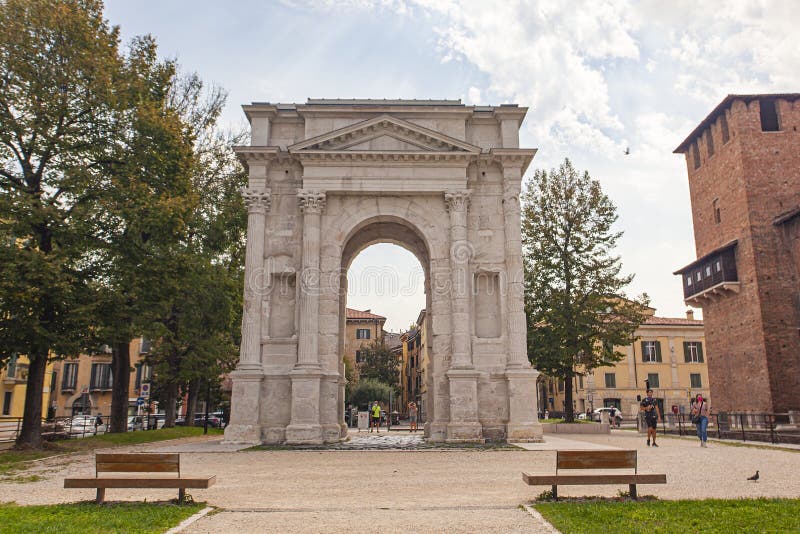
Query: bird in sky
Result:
<box><xmin>747</xmin><ymin>470</ymin><xmax>759</xmax><ymax>482</ymax></box>
<box><xmin>624</xmin><ymin>147</ymin><xmax>630</xmax><ymax>155</ymax></box>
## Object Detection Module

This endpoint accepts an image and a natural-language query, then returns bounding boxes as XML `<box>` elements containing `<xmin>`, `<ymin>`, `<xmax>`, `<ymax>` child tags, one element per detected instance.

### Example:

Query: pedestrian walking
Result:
<box><xmin>640</xmin><ymin>389</ymin><xmax>661</xmax><ymax>447</ymax></box>
<box><xmin>691</xmin><ymin>394</ymin><xmax>710</xmax><ymax>447</ymax></box>
<box><xmin>408</xmin><ymin>401</ymin><xmax>418</xmax><ymax>433</ymax></box>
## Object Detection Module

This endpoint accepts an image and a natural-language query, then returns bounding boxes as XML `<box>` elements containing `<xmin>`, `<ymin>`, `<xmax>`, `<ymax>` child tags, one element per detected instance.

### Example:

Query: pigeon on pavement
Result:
<box><xmin>747</xmin><ymin>470</ymin><xmax>759</xmax><ymax>482</ymax></box>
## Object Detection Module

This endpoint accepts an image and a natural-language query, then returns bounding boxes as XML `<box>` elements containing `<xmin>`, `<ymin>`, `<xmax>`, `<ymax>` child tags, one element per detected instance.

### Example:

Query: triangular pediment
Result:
<box><xmin>288</xmin><ymin>115</ymin><xmax>481</xmax><ymax>153</ymax></box>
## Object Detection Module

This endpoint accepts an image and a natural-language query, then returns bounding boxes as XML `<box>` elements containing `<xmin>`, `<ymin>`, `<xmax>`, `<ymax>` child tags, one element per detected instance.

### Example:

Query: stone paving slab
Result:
<box><xmin>144</xmin><ymin>439</ymin><xmax>252</xmax><ymax>453</ymax></box>
<box><xmin>514</xmin><ymin>435</ymin><xmax>619</xmax><ymax>451</ymax></box>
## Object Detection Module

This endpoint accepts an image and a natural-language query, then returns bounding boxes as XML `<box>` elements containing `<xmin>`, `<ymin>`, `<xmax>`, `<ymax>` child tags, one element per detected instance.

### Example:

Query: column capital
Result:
<box><xmin>242</xmin><ymin>187</ymin><xmax>271</xmax><ymax>213</ymax></box>
<box><xmin>444</xmin><ymin>189</ymin><xmax>472</xmax><ymax>213</ymax></box>
<box><xmin>297</xmin><ymin>189</ymin><xmax>327</xmax><ymax>214</ymax></box>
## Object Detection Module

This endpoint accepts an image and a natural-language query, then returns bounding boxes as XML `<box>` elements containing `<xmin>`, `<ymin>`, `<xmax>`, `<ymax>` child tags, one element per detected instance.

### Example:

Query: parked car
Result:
<box><xmin>127</xmin><ymin>416</ymin><xmax>144</xmax><ymax>431</ymax></box>
<box><xmin>68</xmin><ymin>415</ymin><xmax>105</xmax><ymax>436</ymax></box>
<box><xmin>593</xmin><ymin>407</ymin><xmax>622</xmax><ymax>423</ymax></box>
<box><xmin>194</xmin><ymin>414</ymin><xmax>222</xmax><ymax>428</ymax></box>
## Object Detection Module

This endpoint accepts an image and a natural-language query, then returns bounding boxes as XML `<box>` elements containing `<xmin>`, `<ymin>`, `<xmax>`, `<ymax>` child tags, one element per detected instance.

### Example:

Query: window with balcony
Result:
<box><xmin>684</xmin><ymin>342</ymin><xmax>704</xmax><ymax>363</ymax></box>
<box><xmin>642</xmin><ymin>341</ymin><xmax>662</xmax><ymax>363</ymax></box>
<box><xmin>90</xmin><ymin>363</ymin><xmax>112</xmax><ymax>390</ymax></box>
<box><xmin>62</xmin><ymin>362</ymin><xmax>78</xmax><ymax>390</ymax></box>
<box><xmin>690</xmin><ymin>373</ymin><xmax>702</xmax><ymax>388</ymax></box>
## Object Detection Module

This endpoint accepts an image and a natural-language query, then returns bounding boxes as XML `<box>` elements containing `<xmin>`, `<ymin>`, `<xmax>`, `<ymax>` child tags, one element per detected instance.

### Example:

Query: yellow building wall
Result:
<box><xmin>1</xmin><ymin>354</ymin><xmax>55</xmax><ymax>419</ymax></box>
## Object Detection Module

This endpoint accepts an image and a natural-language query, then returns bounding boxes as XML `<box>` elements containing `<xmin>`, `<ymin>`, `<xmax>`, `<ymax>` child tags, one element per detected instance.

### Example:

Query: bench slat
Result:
<box><xmin>96</xmin><ymin>462</ymin><xmax>180</xmax><ymax>473</ymax></box>
<box><xmin>557</xmin><ymin>450</ymin><xmax>637</xmax><ymax>470</ymax></box>
<box><xmin>95</xmin><ymin>453</ymin><xmax>179</xmax><ymax>464</ymax></box>
<box><xmin>65</xmin><ymin>475</ymin><xmax>216</xmax><ymax>489</ymax></box>
<box><xmin>523</xmin><ymin>473</ymin><xmax>666</xmax><ymax>485</ymax></box>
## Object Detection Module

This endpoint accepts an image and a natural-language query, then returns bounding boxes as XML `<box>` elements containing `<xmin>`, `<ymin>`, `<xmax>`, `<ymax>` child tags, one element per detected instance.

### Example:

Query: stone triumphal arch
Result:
<box><xmin>225</xmin><ymin>99</ymin><xmax>542</xmax><ymax>444</ymax></box>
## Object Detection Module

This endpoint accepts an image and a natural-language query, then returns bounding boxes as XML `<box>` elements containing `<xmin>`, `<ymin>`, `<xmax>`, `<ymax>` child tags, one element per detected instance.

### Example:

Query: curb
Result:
<box><xmin>521</xmin><ymin>504</ymin><xmax>561</xmax><ymax>534</ymax></box>
<box><xmin>165</xmin><ymin>506</ymin><xmax>214</xmax><ymax>534</ymax></box>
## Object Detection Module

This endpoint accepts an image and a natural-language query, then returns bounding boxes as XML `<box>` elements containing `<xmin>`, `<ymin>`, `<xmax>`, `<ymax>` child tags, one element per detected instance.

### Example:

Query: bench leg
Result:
<box><xmin>551</xmin><ymin>485</ymin><xmax>558</xmax><ymax>500</ymax></box>
<box><xmin>179</xmin><ymin>488</ymin><xmax>185</xmax><ymax>504</ymax></box>
<box><xmin>96</xmin><ymin>488</ymin><xmax>105</xmax><ymax>504</ymax></box>
<box><xmin>629</xmin><ymin>484</ymin><xmax>637</xmax><ymax>500</ymax></box>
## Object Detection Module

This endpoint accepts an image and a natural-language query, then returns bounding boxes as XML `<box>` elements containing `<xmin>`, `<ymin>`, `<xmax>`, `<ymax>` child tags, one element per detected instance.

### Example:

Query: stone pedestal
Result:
<box><xmin>285</xmin><ymin>367</ymin><xmax>324</xmax><ymax>444</ymax></box>
<box><xmin>446</xmin><ymin>369</ymin><xmax>483</xmax><ymax>442</ymax></box>
<box><xmin>224</xmin><ymin>370</ymin><xmax>264</xmax><ymax>444</ymax></box>
<box><xmin>506</xmin><ymin>367</ymin><xmax>543</xmax><ymax>442</ymax></box>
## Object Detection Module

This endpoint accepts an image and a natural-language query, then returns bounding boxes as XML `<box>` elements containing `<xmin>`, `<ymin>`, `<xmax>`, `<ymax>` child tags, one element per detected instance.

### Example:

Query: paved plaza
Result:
<box><xmin>2</xmin><ymin>430</ymin><xmax>799</xmax><ymax>533</ymax></box>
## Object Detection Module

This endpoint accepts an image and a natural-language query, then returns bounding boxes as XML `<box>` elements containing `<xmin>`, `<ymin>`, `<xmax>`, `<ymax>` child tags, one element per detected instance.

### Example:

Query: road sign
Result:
<box><xmin>140</xmin><ymin>383</ymin><xmax>150</xmax><ymax>398</ymax></box>
<box><xmin>136</xmin><ymin>397</ymin><xmax>145</xmax><ymax>406</ymax></box>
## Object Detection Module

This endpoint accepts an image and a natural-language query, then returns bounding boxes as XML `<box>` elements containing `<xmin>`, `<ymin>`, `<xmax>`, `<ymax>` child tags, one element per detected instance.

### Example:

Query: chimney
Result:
<box><xmin>686</xmin><ymin>310</ymin><xmax>694</xmax><ymax>320</ymax></box>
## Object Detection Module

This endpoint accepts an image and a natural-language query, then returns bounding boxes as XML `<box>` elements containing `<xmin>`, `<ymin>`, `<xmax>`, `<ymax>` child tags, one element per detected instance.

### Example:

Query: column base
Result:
<box><xmin>506</xmin><ymin>422</ymin><xmax>543</xmax><ymax>442</ymax></box>
<box><xmin>261</xmin><ymin>426</ymin><xmax>286</xmax><ymax>445</ymax></box>
<box><xmin>446</xmin><ymin>422</ymin><xmax>484</xmax><ymax>443</ymax></box>
<box><xmin>425</xmin><ymin>421</ymin><xmax>448</xmax><ymax>442</ymax></box>
<box><xmin>223</xmin><ymin>424</ymin><xmax>262</xmax><ymax>445</ymax></box>
<box><xmin>321</xmin><ymin>423</ymin><xmax>343</xmax><ymax>443</ymax></box>
<box><xmin>285</xmin><ymin>424</ymin><xmax>324</xmax><ymax>445</ymax></box>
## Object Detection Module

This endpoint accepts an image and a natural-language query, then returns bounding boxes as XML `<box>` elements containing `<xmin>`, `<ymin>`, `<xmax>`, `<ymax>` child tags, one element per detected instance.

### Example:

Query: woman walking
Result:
<box><xmin>691</xmin><ymin>394</ymin><xmax>710</xmax><ymax>447</ymax></box>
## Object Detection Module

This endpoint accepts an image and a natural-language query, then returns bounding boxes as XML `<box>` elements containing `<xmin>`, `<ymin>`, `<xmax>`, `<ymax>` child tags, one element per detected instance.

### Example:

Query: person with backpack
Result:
<box><xmin>691</xmin><ymin>394</ymin><xmax>710</xmax><ymax>447</ymax></box>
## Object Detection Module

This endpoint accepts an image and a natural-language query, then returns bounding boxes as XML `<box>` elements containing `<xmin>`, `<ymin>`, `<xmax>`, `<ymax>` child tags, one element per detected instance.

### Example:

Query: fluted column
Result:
<box><xmin>296</xmin><ymin>190</ymin><xmax>326</xmax><ymax>367</ymax></box>
<box><xmin>285</xmin><ymin>189</ymin><xmax>326</xmax><ymax>445</ymax></box>
<box><xmin>224</xmin><ymin>187</ymin><xmax>270</xmax><ymax>445</ymax></box>
<box><xmin>445</xmin><ymin>189</ymin><xmax>473</xmax><ymax>369</ymax></box>
<box><xmin>239</xmin><ymin>187</ymin><xmax>271</xmax><ymax>370</ymax></box>
<box><xmin>501</xmin><ymin>164</ymin><xmax>542</xmax><ymax>442</ymax></box>
<box><xmin>501</xmin><ymin>174</ymin><xmax>529</xmax><ymax>368</ymax></box>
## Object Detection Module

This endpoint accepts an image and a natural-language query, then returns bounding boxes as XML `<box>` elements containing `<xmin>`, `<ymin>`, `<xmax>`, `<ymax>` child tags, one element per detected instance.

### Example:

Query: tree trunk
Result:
<box><xmin>163</xmin><ymin>381</ymin><xmax>179</xmax><ymax>428</ymax></box>
<box><xmin>185</xmin><ymin>378</ymin><xmax>200</xmax><ymax>427</ymax></box>
<box><xmin>109</xmin><ymin>341</ymin><xmax>131</xmax><ymax>433</ymax></box>
<box><xmin>15</xmin><ymin>350</ymin><xmax>48</xmax><ymax>449</ymax></box>
<box><xmin>563</xmin><ymin>368</ymin><xmax>575</xmax><ymax>422</ymax></box>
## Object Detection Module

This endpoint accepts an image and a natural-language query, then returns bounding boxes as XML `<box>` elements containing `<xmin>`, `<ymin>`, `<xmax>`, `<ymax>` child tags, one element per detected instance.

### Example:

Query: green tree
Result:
<box><xmin>358</xmin><ymin>339</ymin><xmax>400</xmax><ymax>391</ymax></box>
<box><xmin>522</xmin><ymin>159</ymin><xmax>648</xmax><ymax>422</ymax></box>
<box><xmin>347</xmin><ymin>379</ymin><xmax>392</xmax><ymax>410</ymax></box>
<box><xmin>0</xmin><ymin>0</ymin><xmax>123</xmax><ymax>448</ymax></box>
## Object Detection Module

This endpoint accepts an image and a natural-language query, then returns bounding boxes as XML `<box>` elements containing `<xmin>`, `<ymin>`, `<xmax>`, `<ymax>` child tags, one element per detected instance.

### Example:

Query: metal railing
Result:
<box><xmin>640</xmin><ymin>411</ymin><xmax>800</xmax><ymax>445</ymax></box>
<box><xmin>0</xmin><ymin>414</ymin><xmax>168</xmax><ymax>443</ymax></box>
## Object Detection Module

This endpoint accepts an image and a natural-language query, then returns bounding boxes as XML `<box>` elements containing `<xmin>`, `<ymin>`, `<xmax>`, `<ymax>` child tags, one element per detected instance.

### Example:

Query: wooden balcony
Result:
<box><xmin>674</xmin><ymin>240</ymin><xmax>739</xmax><ymax>307</ymax></box>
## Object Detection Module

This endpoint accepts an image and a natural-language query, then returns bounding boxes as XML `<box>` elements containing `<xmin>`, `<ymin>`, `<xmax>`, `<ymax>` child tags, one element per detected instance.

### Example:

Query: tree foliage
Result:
<box><xmin>0</xmin><ymin>0</ymin><xmax>245</xmax><ymax>444</ymax></box>
<box><xmin>357</xmin><ymin>339</ymin><xmax>400</xmax><ymax>392</ymax></box>
<box><xmin>0</xmin><ymin>0</ymin><xmax>123</xmax><ymax>447</ymax></box>
<box><xmin>347</xmin><ymin>379</ymin><xmax>392</xmax><ymax>409</ymax></box>
<box><xmin>522</xmin><ymin>159</ymin><xmax>648</xmax><ymax>422</ymax></box>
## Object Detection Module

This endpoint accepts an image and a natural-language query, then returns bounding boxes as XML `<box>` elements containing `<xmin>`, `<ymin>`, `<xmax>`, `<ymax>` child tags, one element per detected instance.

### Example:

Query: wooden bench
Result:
<box><xmin>64</xmin><ymin>453</ymin><xmax>216</xmax><ymax>504</ymax></box>
<box><xmin>522</xmin><ymin>450</ymin><xmax>666</xmax><ymax>499</ymax></box>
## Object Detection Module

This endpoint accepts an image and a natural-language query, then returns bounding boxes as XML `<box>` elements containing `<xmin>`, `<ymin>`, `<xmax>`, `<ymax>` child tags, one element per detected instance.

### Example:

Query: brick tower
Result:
<box><xmin>674</xmin><ymin>94</ymin><xmax>800</xmax><ymax>413</ymax></box>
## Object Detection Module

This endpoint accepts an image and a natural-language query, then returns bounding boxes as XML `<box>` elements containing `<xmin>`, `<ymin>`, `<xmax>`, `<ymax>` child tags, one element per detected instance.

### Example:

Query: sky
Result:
<box><xmin>105</xmin><ymin>0</ymin><xmax>800</xmax><ymax>332</ymax></box>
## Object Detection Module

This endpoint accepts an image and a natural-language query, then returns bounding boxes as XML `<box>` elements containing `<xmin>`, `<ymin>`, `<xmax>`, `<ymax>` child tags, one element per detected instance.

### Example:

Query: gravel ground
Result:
<box><xmin>1</xmin><ymin>430</ymin><xmax>798</xmax><ymax>533</ymax></box>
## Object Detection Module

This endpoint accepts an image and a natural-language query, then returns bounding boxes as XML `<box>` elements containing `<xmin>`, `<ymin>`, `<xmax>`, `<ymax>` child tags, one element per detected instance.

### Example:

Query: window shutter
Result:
<box><xmin>640</xmin><ymin>341</ymin><xmax>647</xmax><ymax>362</ymax></box>
<box><xmin>655</xmin><ymin>341</ymin><xmax>662</xmax><ymax>362</ymax></box>
<box><xmin>683</xmin><ymin>342</ymin><xmax>690</xmax><ymax>363</ymax></box>
<box><xmin>698</xmin><ymin>343</ymin><xmax>704</xmax><ymax>363</ymax></box>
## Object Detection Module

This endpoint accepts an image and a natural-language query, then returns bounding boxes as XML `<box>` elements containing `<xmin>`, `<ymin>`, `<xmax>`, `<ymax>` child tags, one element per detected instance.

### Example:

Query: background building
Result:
<box><xmin>542</xmin><ymin>309</ymin><xmax>709</xmax><ymax>419</ymax></box>
<box><xmin>674</xmin><ymin>93</ymin><xmax>800</xmax><ymax>413</ymax></box>
<box><xmin>343</xmin><ymin>308</ymin><xmax>386</xmax><ymax>380</ymax></box>
<box><xmin>1</xmin><ymin>355</ymin><xmax>54</xmax><ymax>419</ymax></box>
<box><xmin>49</xmin><ymin>338</ymin><xmax>152</xmax><ymax>418</ymax></box>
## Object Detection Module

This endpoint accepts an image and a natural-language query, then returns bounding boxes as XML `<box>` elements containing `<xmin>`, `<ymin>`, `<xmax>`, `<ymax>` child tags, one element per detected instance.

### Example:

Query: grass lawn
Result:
<box><xmin>1</xmin><ymin>427</ymin><xmax>222</xmax><ymax>480</ymax></box>
<box><xmin>0</xmin><ymin>502</ymin><xmax>204</xmax><ymax>534</ymax></box>
<box><xmin>535</xmin><ymin>498</ymin><xmax>800</xmax><ymax>534</ymax></box>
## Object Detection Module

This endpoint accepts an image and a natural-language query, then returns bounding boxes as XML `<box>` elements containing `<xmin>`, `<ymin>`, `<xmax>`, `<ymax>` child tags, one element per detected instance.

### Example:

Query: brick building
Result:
<box><xmin>674</xmin><ymin>93</ymin><xmax>800</xmax><ymax>413</ymax></box>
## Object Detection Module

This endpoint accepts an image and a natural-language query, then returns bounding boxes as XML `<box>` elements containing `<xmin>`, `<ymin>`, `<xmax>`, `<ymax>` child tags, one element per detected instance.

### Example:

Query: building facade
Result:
<box><xmin>49</xmin><ymin>338</ymin><xmax>152</xmax><ymax>418</ymax></box>
<box><xmin>1</xmin><ymin>355</ymin><xmax>54</xmax><ymax>419</ymax></box>
<box><xmin>542</xmin><ymin>310</ymin><xmax>709</xmax><ymax>420</ymax></box>
<box><xmin>226</xmin><ymin>99</ymin><xmax>541</xmax><ymax>445</ymax></box>
<box><xmin>343</xmin><ymin>308</ymin><xmax>386</xmax><ymax>380</ymax></box>
<box><xmin>674</xmin><ymin>94</ymin><xmax>800</xmax><ymax>413</ymax></box>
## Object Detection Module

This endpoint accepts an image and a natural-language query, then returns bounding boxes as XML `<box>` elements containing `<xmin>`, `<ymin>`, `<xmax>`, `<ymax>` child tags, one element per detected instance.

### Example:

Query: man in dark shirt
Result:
<box><xmin>640</xmin><ymin>389</ymin><xmax>661</xmax><ymax>447</ymax></box>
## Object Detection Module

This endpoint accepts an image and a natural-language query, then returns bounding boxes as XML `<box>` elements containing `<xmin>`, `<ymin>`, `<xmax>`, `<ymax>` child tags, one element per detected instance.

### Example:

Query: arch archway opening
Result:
<box><xmin>338</xmin><ymin>219</ymin><xmax>432</xmax><ymax>435</ymax></box>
